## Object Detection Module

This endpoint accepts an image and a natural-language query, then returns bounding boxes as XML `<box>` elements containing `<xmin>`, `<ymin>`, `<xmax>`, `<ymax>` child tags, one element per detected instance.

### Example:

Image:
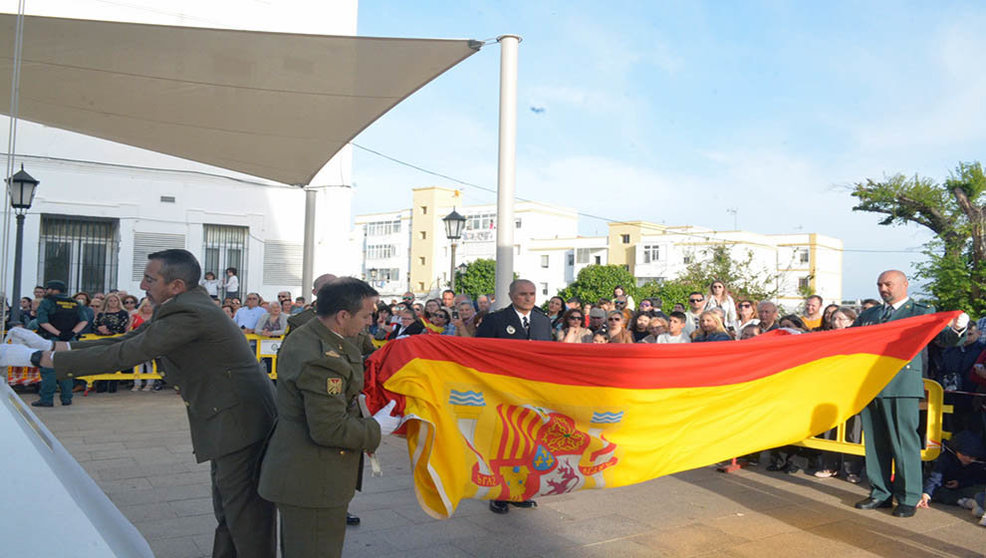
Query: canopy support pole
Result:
<box><xmin>494</xmin><ymin>34</ymin><xmax>520</xmax><ymax>310</ymax></box>
<box><xmin>302</xmin><ymin>186</ymin><xmax>316</xmax><ymax>301</ymax></box>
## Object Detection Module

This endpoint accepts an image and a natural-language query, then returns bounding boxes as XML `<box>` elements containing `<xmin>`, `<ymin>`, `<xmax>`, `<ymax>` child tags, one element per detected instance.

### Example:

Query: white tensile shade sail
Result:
<box><xmin>0</xmin><ymin>14</ymin><xmax>481</xmax><ymax>185</ymax></box>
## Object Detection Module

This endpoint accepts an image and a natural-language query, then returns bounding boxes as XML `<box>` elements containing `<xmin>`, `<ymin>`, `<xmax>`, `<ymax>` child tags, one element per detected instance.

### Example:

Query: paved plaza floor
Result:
<box><xmin>22</xmin><ymin>388</ymin><xmax>986</xmax><ymax>557</ymax></box>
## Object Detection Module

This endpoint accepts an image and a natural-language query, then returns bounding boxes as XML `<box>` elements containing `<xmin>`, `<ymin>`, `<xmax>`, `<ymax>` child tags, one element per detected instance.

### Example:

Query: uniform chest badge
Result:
<box><xmin>506</xmin><ymin>325</ymin><xmax>516</xmax><ymax>335</ymax></box>
<box><xmin>325</xmin><ymin>350</ymin><xmax>340</xmax><ymax>358</ymax></box>
<box><xmin>326</xmin><ymin>378</ymin><xmax>343</xmax><ymax>395</ymax></box>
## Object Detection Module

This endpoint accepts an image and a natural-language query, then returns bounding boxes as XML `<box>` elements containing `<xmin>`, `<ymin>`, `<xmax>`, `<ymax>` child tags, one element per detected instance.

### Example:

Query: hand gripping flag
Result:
<box><xmin>364</xmin><ymin>312</ymin><xmax>957</xmax><ymax>519</ymax></box>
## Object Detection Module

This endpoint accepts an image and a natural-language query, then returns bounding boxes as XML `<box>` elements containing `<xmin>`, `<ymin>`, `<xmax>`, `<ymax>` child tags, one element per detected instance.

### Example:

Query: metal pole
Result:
<box><xmin>494</xmin><ymin>34</ymin><xmax>521</xmax><ymax>310</ymax></box>
<box><xmin>9</xmin><ymin>212</ymin><xmax>23</xmax><ymax>324</ymax></box>
<box><xmin>449</xmin><ymin>242</ymin><xmax>457</xmax><ymax>293</ymax></box>
<box><xmin>301</xmin><ymin>187</ymin><xmax>316</xmax><ymax>301</ymax></box>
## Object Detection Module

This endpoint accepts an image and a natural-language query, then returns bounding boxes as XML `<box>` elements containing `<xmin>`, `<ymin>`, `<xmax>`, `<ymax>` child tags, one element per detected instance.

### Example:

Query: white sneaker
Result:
<box><xmin>974</xmin><ymin>505</ymin><xmax>985</xmax><ymax>518</ymax></box>
<box><xmin>979</xmin><ymin>514</ymin><xmax>986</xmax><ymax>527</ymax></box>
<box><xmin>141</xmin><ymin>384</ymin><xmax>151</xmax><ymax>392</ymax></box>
<box><xmin>957</xmin><ymin>498</ymin><xmax>976</xmax><ymax>510</ymax></box>
<box><xmin>131</xmin><ymin>385</ymin><xmax>139</xmax><ymax>392</ymax></box>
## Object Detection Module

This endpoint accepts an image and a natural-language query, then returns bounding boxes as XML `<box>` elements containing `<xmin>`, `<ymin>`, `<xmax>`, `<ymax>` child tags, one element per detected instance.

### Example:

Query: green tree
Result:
<box><xmin>851</xmin><ymin>161</ymin><xmax>986</xmax><ymax>314</ymax></box>
<box><xmin>453</xmin><ymin>259</ymin><xmax>498</xmax><ymax>300</ymax></box>
<box><xmin>672</xmin><ymin>245</ymin><xmax>781</xmax><ymax>303</ymax></box>
<box><xmin>556</xmin><ymin>265</ymin><xmax>638</xmax><ymax>307</ymax></box>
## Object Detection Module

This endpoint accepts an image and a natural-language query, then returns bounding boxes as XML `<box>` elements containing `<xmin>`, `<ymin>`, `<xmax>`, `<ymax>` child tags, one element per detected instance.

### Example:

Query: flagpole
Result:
<box><xmin>494</xmin><ymin>34</ymin><xmax>520</xmax><ymax>310</ymax></box>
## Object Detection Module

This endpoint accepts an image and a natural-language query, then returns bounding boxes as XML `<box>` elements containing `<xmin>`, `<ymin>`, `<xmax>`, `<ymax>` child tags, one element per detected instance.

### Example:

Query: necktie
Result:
<box><xmin>881</xmin><ymin>305</ymin><xmax>894</xmax><ymax>323</ymax></box>
<box><xmin>522</xmin><ymin>315</ymin><xmax>530</xmax><ymax>336</ymax></box>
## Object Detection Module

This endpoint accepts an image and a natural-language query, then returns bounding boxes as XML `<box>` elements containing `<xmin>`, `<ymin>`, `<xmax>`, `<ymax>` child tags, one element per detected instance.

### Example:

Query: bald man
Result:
<box><xmin>852</xmin><ymin>270</ymin><xmax>968</xmax><ymax>518</ymax></box>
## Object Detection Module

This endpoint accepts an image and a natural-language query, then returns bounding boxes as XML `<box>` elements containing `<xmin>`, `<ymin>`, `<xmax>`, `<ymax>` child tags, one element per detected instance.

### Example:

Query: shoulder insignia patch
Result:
<box><xmin>326</xmin><ymin>378</ymin><xmax>343</xmax><ymax>395</ymax></box>
<box><xmin>325</xmin><ymin>350</ymin><xmax>340</xmax><ymax>358</ymax></box>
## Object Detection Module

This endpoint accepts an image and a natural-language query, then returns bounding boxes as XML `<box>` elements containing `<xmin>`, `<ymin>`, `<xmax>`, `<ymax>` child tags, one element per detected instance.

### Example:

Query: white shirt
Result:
<box><xmin>513</xmin><ymin>307</ymin><xmax>532</xmax><ymax>329</ymax></box>
<box><xmin>657</xmin><ymin>332</ymin><xmax>691</xmax><ymax>344</ymax></box>
<box><xmin>225</xmin><ymin>275</ymin><xmax>239</xmax><ymax>293</ymax></box>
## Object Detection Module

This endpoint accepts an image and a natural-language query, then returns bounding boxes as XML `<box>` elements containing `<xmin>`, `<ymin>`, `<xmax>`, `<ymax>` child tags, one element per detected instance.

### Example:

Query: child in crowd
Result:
<box><xmin>657</xmin><ymin>312</ymin><xmax>691</xmax><ymax>343</ymax></box>
<box><xmin>224</xmin><ymin>267</ymin><xmax>239</xmax><ymax>301</ymax></box>
<box><xmin>200</xmin><ymin>271</ymin><xmax>220</xmax><ymax>299</ymax></box>
<box><xmin>919</xmin><ymin>430</ymin><xmax>986</xmax><ymax>512</ymax></box>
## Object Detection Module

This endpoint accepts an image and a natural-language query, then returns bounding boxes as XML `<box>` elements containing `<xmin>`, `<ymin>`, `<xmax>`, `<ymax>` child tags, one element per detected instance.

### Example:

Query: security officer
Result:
<box><xmin>32</xmin><ymin>280</ymin><xmax>88</xmax><ymax>407</ymax></box>
<box><xmin>259</xmin><ymin>277</ymin><xmax>399</xmax><ymax>558</ymax></box>
<box><xmin>852</xmin><ymin>269</ymin><xmax>968</xmax><ymax>518</ymax></box>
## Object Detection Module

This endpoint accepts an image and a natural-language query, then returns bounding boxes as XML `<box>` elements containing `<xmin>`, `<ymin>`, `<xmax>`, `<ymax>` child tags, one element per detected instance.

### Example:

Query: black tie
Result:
<box><xmin>881</xmin><ymin>305</ymin><xmax>894</xmax><ymax>323</ymax></box>
<box><xmin>522</xmin><ymin>315</ymin><xmax>530</xmax><ymax>336</ymax></box>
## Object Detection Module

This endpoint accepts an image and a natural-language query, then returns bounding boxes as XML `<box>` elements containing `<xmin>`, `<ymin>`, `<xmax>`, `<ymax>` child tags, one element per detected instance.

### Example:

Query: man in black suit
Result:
<box><xmin>476</xmin><ymin>279</ymin><xmax>553</xmax><ymax>514</ymax></box>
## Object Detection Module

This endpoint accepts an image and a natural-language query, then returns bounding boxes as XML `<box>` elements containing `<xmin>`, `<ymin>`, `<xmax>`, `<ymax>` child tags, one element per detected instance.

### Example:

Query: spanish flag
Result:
<box><xmin>364</xmin><ymin>312</ymin><xmax>956</xmax><ymax>519</ymax></box>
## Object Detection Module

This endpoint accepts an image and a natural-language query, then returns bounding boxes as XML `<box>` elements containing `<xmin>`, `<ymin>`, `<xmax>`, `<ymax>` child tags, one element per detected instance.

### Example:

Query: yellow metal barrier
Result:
<box><xmin>794</xmin><ymin>379</ymin><xmax>945</xmax><ymax>461</ymax></box>
<box><xmin>245</xmin><ymin>333</ymin><xmax>282</xmax><ymax>380</ymax></box>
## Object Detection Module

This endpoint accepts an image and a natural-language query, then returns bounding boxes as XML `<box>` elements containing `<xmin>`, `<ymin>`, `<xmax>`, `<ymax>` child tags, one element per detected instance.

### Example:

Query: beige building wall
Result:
<box><xmin>607</xmin><ymin>221</ymin><xmax>669</xmax><ymax>274</ymax></box>
<box><xmin>409</xmin><ymin>186</ymin><xmax>459</xmax><ymax>294</ymax></box>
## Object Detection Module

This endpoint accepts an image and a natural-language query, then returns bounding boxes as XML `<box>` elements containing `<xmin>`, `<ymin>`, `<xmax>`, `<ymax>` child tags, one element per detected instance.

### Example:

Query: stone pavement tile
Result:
<box><xmin>544</xmin><ymin>539</ymin><xmax>661</xmax><ymax>557</ymax></box>
<box><xmin>139</xmin><ymin>514</ymin><xmax>218</xmax><ymax>541</ymax></box>
<box><xmin>341</xmin><ymin>528</ymin><xmax>404</xmax><ymax>556</ymax></box>
<box><xmin>168</xmin><ymin>497</ymin><xmax>214</xmax><ymax>517</ymax></box>
<box><xmin>452</xmin><ymin>532</ymin><xmax>579</xmax><ymax>557</ymax></box>
<box><xmin>97</xmin><ymin>462</ymin><xmax>196</xmax><ymax>481</ymax></box>
<box><xmin>95</xmin><ymin>476</ymin><xmax>154</xmax><ymax>494</ymax></box>
<box><xmin>631</xmin><ymin>521</ymin><xmax>753</xmax><ymax>556</ymax></box>
<box><xmin>552</xmin><ymin>513</ymin><xmax>653</xmax><ymax>546</ymax></box>
<box><xmin>148</xmin><ymin>470</ymin><xmax>210</xmax><ymax>488</ymax></box>
<box><xmin>60</xmin><ymin>441</ymin><xmax>127</xmax><ymax>454</ymax></box>
<box><xmin>118</xmin><ymin>501</ymin><xmax>179</xmax><ymax>522</ymax></box>
<box><xmin>76</xmin><ymin>447</ymin><xmax>140</xmax><ymax>462</ymax></box>
<box><xmin>190</xmin><ymin>533</ymin><xmax>215</xmax><ymax>556</ymax></box>
<box><xmin>375</xmin><ymin>516</ymin><xmax>492</xmax><ymax>550</ymax></box>
<box><xmin>344</xmin><ymin>507</ymin><xmax>416</xmax><ymax>532</ymax></box>
<box><xmin>918</xmin><ymin>522</ymin><xmax>986</xmax><ymax>557</ymax></box>
<box><xmin>106</xmin><ymin>483</ymin><xmax>207</xmax><ymax>506</ymax></box>
<box><xmin>148</xmin><ymin>536</ymin><xmax>206</xmax><ymax>558</ymax></box>
<box><xmin>726</xmin><ymin>531</ymin><xmax>877</xmax><ymax>558</ymax></box>
<box><xmin>78</xmin><ymin>456</ymin><xmax>138</xmax><ymax>470</ymax></box>
<box><xmin>391</xmin><ymin>543</ymin><xmax>473</xmax><ymax>558</ymax></box>
<box><xmin>811</xmin><ymin>519</ymin><xmax>984</xmax><ymax>557</ymax></box>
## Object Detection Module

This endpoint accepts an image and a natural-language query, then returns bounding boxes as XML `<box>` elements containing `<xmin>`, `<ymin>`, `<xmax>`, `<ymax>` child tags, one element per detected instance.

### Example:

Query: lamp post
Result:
<box><xmin>7</xmin><ymin>164</ymin><xmax>39</xmax><ymax>325</ymax></box>
<box><xmin>442</xmin><ymin>208</ymin><xmax>466</xmax><ymax>292</ymax></box>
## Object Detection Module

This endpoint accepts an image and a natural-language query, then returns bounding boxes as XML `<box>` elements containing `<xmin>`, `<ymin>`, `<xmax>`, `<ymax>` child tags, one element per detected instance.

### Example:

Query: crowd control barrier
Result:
<box><xmin>793</xmin><ymin>379</ymin><xmax>946</xmax><ymax>462</ymax></box>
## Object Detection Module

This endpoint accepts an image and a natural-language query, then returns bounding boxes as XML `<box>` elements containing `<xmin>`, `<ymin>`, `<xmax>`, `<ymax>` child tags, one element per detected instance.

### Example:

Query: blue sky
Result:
<box><xmin>351</xmin><ymin>1</ymin><xmax>986</xmax><ymax>300</ymax></box>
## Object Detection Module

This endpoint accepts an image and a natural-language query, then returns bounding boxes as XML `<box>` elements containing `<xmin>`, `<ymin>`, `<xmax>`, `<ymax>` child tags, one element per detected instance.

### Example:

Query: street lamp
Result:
<box><xmin>442</xmin><ymin>208</ymin><xmax>466</xmax><ymax>292</ymax></box>
<box><xmin>7</xmin><ymin>164</ymin><xmax>39</xmax><ymax>325</ymax></box>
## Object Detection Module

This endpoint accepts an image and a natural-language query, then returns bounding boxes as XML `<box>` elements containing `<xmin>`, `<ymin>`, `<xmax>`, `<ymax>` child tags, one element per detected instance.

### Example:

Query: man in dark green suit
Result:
<box><xmin>852</xmin><ymin>269</ymin><xmax>968</xmax><ymax>518</ymax></box>
<box><xmin>259</xmin><ymin>278</ymin><xmax>399</xmax><ymax>558</ymax></box>
<box><xmin>27</xmin><ymin>249</ymin><xmax>278</xmax><ymax>557</ymax></box>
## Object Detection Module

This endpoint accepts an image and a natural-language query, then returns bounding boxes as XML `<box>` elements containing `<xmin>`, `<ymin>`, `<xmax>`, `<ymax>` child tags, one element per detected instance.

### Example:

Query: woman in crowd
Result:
<box><xmin>641</xmin><ymin>315</ymin><xmax>669</xmax><ymax>343</ymax></box>
<box><xmin>430</xmin><ymin>308</ymin><xmax>454</xmax><ymax>335</ymax></box>
<box><xmin>557</xmin><ymin>308</ymin><xmax>593</xmax><ymax>343</ymax></box>
<box><xmin>613</xmin><ymin>285</ymin><xmax>635</xmax><ymax>311</ymax></box>
<box><xmin>605</xmin><ymin>310</ymin><xmax>634</xmax><ymax>343</ymax></box>
<box><xmin>692</xmin><ymin>311</ymin><xmax>732</xmax><ymax>342</ymax></box>
<box><xmin>374</xmin><ymin>303</ymin><xmax>394</xmax><ymax>340</ymax></box>
<box><xmin>129</xmin><ymin>300</ymin><xmax>155</xmax><ymax>391</ymax></box>
<box><xmin>546</xmin><ymin>296</ymin><xmax>565</xmax><ymax>331</ymax></box>
<box><xmin>122</xmin><ymin>294</ymin><xmax>139</xmax><ymax>317</ymax></box>
<box><xmin>819</xmin><ymin>303</ymin><xmax>841</xmax><ymax>331</ymax></box>
<box><xmin>422</xmin><ymin>299</ymin><xmax>445</xmax><ymax>333</ymax></box>
<box><xmin>452</xmin><ymin>302</ymin><xmax>478</xmax><ymax>338</ymax></box>
<box><xmin>813</xmin><ymin>306</ymin><xmax>862</xmax><ymax>481</ymax></box>
<box><xmin>221</xmin><ymin>305</ymin><xmax>235</xmax><ymax>319</ymax></box>
<box><xmin>704</xmin><ymin>280</ymin><xmax>737</xmax><ymax>327</ymax></box>
<box><xmin>72</xmin><ymin>292</ymin><xmax>94</xmax><ymax>335</ymax></box>
<box><xmin>779</xmin><ymin>314</ymin><xmax>808</xmax><ymax>333</ymax></box>
<box><xmin>255</xmin><ymin>301</ymin><xmax>288</xmax><ymax>337</ymax></box>
<box><xmin>733</xmin><ymin>299</ymin><xmax>759</xmax><ymax>333</ymax></box>
<box><xmin>630</xmin><ymin>312</ymin><xmax>652</xmax><ymax>342</ymax></box>
<box><xmin>92</xmin><ymin>293</ymin><xmax>131</xmax><ymax>393</ymax></box>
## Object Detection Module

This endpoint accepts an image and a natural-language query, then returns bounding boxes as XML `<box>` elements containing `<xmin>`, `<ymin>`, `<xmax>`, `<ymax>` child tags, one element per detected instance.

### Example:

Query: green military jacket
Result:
<box><xmin>285</xmin><ymin>306</ymin><xmax>376</xmax><ymax>356</ymax></box>
<box><xmin>853</xmin><ymin>299</ymin><xmax>963</xmax><ymax>398</ymax></box>
<box><xmin>258</xmin><ymin>317</ymin><xmax>381</xmax><ymax>508</ymax></box>
<box><xmin>54</xmin><ymin>286</ymin><xmax>277</xmax><ymax>463</ymax></box>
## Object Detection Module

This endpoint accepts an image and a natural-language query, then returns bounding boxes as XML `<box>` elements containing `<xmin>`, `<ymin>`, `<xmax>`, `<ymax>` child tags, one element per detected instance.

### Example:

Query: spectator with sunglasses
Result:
<box><xmin>704</xmin><ymin>280</ymin><xmax>737</xmax><ymax>327</ymax></box>
<box><xmin>734</xmin><ymin>299</ymin><xmax>760</xmax><ymax>333</ymax></box>
<box><xmin>604</xmin><ymin>311</ymin><xmax>634</xmax><ymax>343</ymax></box>
<box><xmin>684</xmin><ymin>292</ymin><xmax>705</xmax><ymax>337</ymax></box>
<box><xmin>557</xmin><ymin>308</ymin><xmax>593</xmax><ymax>343</ymax></box>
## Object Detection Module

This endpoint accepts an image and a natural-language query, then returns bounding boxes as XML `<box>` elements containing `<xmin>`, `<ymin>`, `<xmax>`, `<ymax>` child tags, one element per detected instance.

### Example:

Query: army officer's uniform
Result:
<box><xmin>259</xmin><ymin>317</ymin><xmax>382</xmax><ymax>558</ymax></box>
<box><xmin>853</xmin><ymin>298</ymin><xmax>963</xmax><ymax>509</ymax></box>
<box><xmin>53</xmin><ymin>286</ymin><xmax>277</xmax><ymax>558</ymax></box>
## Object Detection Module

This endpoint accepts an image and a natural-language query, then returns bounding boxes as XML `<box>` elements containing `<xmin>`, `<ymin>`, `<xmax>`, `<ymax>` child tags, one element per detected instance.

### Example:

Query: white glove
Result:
<box><xmin>5</xmin><ymin>327</ymin><xmax>52</xmax><ymax>351</ymax></box>
<box><xmin>372</xmin><ymin>400</ymin><xmax>401</xmax><ymax>436</ymax></box>
<box><xmin>954</xmin><ymin>312</ymin><xmax>970</xmax><ymax>330</ymax></box>
<box><xmin>0</xmin><ymin>344</ymin><xmax>38</xmax><ymax>367</ymax></box>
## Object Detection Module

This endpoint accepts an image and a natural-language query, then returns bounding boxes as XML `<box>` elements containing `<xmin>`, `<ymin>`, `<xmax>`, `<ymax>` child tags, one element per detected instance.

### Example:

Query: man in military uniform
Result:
<box><xmin>14</xmin><ymin>250</ymin><xmax>277</xmax><ymax>557</ymax></box>
<box><xmin>32</xmin><ymin>280</ymin><xmax>88</xmax><ymax>407</ymax></box>
<box><xmin>259</xmin><ymin>278</ymin><xmax>399</xmax><ymax>558</ymax></box>
<box><xmin>852</xmin><ymin>269</ymin><xmax>968</xmax><ymax>518</ymax></box>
